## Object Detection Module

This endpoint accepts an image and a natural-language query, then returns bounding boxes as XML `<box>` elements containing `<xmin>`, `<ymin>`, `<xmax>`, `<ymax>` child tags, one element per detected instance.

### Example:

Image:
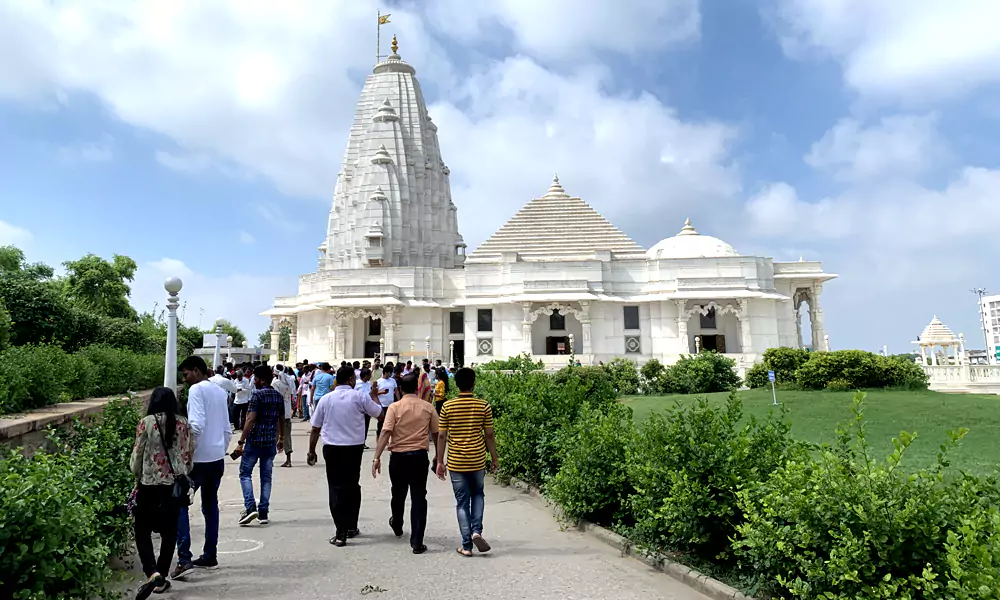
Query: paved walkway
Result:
<box><xmin>135</xmin><ymin>420</ymin><xmax>710</xmax><ymax>600</ymax></box>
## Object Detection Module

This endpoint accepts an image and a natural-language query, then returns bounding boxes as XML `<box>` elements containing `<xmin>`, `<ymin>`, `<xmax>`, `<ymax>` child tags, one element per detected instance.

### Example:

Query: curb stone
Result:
<box><xmin>500</xmin><ymin>478</ymin><xmax>754</xmax><ymax>600</ymax></box>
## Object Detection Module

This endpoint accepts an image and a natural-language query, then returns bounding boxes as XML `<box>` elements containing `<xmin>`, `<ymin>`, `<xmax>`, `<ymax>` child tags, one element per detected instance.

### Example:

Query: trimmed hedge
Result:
<box><xmin>475</xmin><ymin>363</ymin><xmax>1000</xmax><ymax>598</ymax></box>
<box><xmin>0</xmin><ymin>397</ymin><xmax>141</xmax><ymax>599</ymax></box>
<box><xmin>0</xmin><ymin>344</ymin><xmax>163</xmax><ymax>414</ymax></box>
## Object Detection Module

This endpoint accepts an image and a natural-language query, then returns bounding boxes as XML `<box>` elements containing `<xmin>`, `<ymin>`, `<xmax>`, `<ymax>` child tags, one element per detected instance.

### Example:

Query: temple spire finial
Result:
<box><xmin>391</xmin><ymin>34</ymin><xmax>398</xmax><ymax>55</ymax></box>
<box><xmin>544</xmin><ymin>173</ymin><xmax>568</xmax><ymax>198</ymax></box>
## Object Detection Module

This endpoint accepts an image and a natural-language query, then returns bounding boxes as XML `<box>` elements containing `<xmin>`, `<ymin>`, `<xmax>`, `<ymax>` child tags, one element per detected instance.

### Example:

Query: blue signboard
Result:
<box><xmin>767</xmin><ymin>370</ymin><xmax>776</xmax><ymax>383</ymax></box>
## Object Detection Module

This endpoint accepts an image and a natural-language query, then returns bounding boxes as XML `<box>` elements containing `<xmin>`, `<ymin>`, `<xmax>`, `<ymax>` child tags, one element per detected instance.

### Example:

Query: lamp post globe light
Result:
<box><xmin>226</xmin><ymin>335</ymin><xmax>234</xmax><ymax>362</ymax></box>
<box><xmin>213</xmin><ymin>318</ymin><xmax>225</xmax><ymax>369</ymax></box>
<box><xmin>163</xmin><ymin>277</ymin><xmax>183</xmax><ymax>394</ymax></box>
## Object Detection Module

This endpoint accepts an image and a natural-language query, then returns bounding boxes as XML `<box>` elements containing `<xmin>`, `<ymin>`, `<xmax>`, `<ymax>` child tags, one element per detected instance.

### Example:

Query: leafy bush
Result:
<box><xmin>761</xmin><ymin>347</ymin><xmax>810</xmax><ymax>383</ymax></box>
<box><xmin>0</xmin><ymin>344</ymin><xmax>163</xmax><ymax>414</ymax></box>
<box><xmin>0</xmin><ymin>397</ymin><xmax>140</xmax><ymax>600</ymax></box>
<box><xmin>477</xmin><ymin>352</ymin><xmax>544</xmax><ymax>371</ymax></box>
<box><xmin>628</xmin><ymin>394</ymin><xmax>798</xmax><ymax>564</ymax></box>
<box><xmin>477</xmin><ymin>366</ymin><xmax>619</xmax><ymax>487</ymax></box>
<box><xmin>0</xmin><ymin>298</ymin><xmax>10</xmax><ymax>352</ymax></box>
<box><xmin>744</xmin><ymin>363</ymin><xmax>769</xmax><ymax>389</ymax></box>
<box><xmin>604</xmin><ymin>357</ymin><xmax>640</xmax><ymax>396</ymax></box>
<box><xmin>735</xmin><ymin>392</ymin><xmax>999</xmax><ymax>599</ymax></box>
<box><xmin>639</xmin><ymin>358</ymin><xmax>667</xmax><ymax>394</ymax></box>
<box><xmin>795</xmin><ymin>349</ymin><xmax>928</xmax><ymax>390</ymax></box>
<box><xmin>547</xmin><ymin>403</ymin><xmax>635</xmax><ymax>525</ymax></box>
<box><xmin>659</xmin><ymin>352</ymin><xmax>741</xmax><ymax>395</ymax></box>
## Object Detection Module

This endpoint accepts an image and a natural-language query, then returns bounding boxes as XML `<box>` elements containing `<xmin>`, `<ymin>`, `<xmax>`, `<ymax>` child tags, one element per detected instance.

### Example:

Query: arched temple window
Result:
<box><xmin>549</xmin><ymin>309</ymin><xmax>566</xmax><ymax>331</ymax></box>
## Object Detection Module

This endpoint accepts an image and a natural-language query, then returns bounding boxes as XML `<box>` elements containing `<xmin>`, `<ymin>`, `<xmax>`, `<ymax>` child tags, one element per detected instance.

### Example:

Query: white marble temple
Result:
<box><xmin>263</xmin><ymin>45</ymin><xmax>837</xmax><ymax>369</ymax></box>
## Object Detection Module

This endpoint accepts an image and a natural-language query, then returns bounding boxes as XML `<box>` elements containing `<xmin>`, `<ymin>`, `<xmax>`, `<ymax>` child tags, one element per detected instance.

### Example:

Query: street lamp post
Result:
<box><xmin>425</xmin><ymin>336</ymin><xmax>431</xmax><ymax>362</ymax></box>
<box><xmin>378</xmin><ymin>337</ymin><xmax>384</xmax><ymax>361</ymax></box>
<box><xmin>163</xmin><ymin>277</ymin><xmax>183</xmax><ymax>395</ymax></box>
<box><xmin>972</xmin><ymin>288</ymin><xmax>991</xmax><ymax>364</ymax></box>
<box><xmin>226</xmin><ymin>335</ymin><xmax>234</xmax><ymax>363</ymax></box>
<box><xmin>449</xmin><ymin>340</ymin><xmax>455</xmax><ymax>367</ymax></box>
<box><xmin>213</xmin><ymin>319</ymin><xmax>224</xmax><ymax>369</ymax></box>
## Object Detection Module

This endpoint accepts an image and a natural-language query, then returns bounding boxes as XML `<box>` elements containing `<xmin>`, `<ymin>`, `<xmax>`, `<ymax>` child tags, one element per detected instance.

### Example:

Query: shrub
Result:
<box><xmin>639</xmin><ymin>358</ymin><xmax>667</xmax><ymax>394</ymax></box>
<box><xmin>795</xmin><ymin>349</ymin><xmax>927</xmax><ymax>390</ymax></box>
<box><xmin>547</xmin><ymin>403</ymin><xmax>635</xmax><ymax>525</ymax></box>
<box><xmin>744</xmin><ymin>363</ymin><xmax>769</xmax><ymax>389</ymax></box>
<box><xmin>628</xmin><ymin>393</ymin><xmax>799</xmax><ymax>564</ymax></box>
<box><xmin>735</xmin><ymin>392</ymin><xmax>999</xmax><ymax>599</ymax></box>
<box><xmin>478</xmin><ymin>352</ymin><xmax>544</xmax><ymax>371</ymax></box>
<box><xmin>761</xmin><ymin>347</ymin><xmax>810</xmax><ymax>383</ymax></box>
<box><xmin>604</xmin><ymin>357</ymin><xmax>640</xmax><ymax>396</ymax></box>
<box><xmin>660</xmin><ymin>352</ymin><xmax>741</xmax><ymax>395</ymax></box>
<box><xmin>0</xmin><ymin>344</ymin><xmax>162</xmax><ymax>414</ymax></box>
<box><xmin>0</xmin><ymin>397</ymin><xmax>140</xmax><ymax>599</ymax></box>
<box><xmin>551</xmin><ymin>365</ymin><xmax>618</xmax><ymax>411</ymax></box>
<box><xmin>0</xmin><ymin>298</ymin><xmax>10</xmax><ymax>352</ymax></box>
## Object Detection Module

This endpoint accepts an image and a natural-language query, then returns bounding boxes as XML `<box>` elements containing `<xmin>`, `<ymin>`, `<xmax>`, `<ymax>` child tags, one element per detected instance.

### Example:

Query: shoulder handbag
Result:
<box><xmin>157</xmin><ymin>416</ymin><xmax>192</xmax><ymax>507</ymax></box>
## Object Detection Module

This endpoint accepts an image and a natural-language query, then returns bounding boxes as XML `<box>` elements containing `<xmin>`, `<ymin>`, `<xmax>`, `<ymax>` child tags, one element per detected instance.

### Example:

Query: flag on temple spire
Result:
<box><xmin>378</xmin><ymin>14</ymin><xmax>390</xmax><ymax>24</ymax></box>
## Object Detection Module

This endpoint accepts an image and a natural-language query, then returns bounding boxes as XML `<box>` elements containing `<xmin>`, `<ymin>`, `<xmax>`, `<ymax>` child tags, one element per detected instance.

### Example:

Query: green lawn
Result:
<box><xmin>621</xmin><ymin>388</ymin><xmax>1000</xmax><ymax>474</ymax></box>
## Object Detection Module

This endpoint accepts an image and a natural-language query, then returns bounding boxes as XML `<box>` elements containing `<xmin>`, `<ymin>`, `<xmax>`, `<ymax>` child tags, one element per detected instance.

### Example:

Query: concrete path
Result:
<box><xmin>139</xmin><ymin>420</ymin><xmax>710</xmax><ymax>600</ymax></box>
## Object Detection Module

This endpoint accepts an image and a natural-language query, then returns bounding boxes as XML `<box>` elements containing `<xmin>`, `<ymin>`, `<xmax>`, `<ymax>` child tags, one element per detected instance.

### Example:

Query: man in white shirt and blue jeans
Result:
<box><xmin>173</xmin><ymin>356</ymin><xmax>231</xmax><ymax>579</ymax></box>
<box><xmin>307</xmin><ymin>366</ymin><xmax>382</xmax><ymax>546</ymax></box>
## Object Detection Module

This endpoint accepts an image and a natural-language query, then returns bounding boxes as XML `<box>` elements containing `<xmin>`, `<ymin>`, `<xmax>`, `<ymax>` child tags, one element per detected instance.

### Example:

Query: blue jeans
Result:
<box><xmin>301</xmin><ymin>394</ymin><xmax>310</xmax><ymax>420</ymax></box>
<box><xmin>239</xmin><ymin>443</ymin><xmax>277</xmax><ymax>515</ymax></box>
<box><xmin>176</xmin><ymin>459</ymin><xmax>224</xmax><ymax>564</ymax></box>
<box><xmin>449</xmin><ymin>469</ymin><xmax>486</xmax><ymax>551</ymax></box>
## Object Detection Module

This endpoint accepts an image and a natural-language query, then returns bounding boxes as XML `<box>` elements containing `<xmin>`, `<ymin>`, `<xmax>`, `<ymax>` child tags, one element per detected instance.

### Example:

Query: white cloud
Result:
<box><xmin>0</xmin><ymin>1</ymin><xmax>735</xmax><ymax>251</ymax></box>
<box><xmin>56</xmin><ymin>135</ymin><xmax>113</xmax><ymax>163</ymax></box>
<box><xmin>770</xmin><ymin>0</ymin><xmax>1000</xmax><ymax>101</ymax></box>
<box><xmin>131</xmin><ymin>258</ymin><xmax>296</xmax><ymax>341</ymax></box>
<box><xmin>155</xmin><ymin>150</ymin><xmax>211</xmax><ymax>173</ymax></box>
<box><xmin>239</xmin><ymin>231</ymin><xmax>255</xmax><ymax>245</ymax></box>
<box><xmin>0</xmin><ymin>220</ymin><xmax>33</xmax><ymax>247</ymax></box>
<box><xmin>805</xmin><ymin>114</ymin><xmax>946</xmax><ymax>182</ymax></box>
<box><xmin>425</xmin><ymin>0</ymin><xmax>700</xmax><ymax>60</ymax></box>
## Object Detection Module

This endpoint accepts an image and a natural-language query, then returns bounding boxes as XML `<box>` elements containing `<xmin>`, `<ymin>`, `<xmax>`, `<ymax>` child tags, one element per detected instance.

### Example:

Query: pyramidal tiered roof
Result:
<box><xmin>470</xmin><ymin>175</ymin><xmax>645</xmax><ymax>259</ymax></box>
<box><xmin>919</xmin><ymin>316</ymin><xmax>958</xmax><ymax>343</ymax></box>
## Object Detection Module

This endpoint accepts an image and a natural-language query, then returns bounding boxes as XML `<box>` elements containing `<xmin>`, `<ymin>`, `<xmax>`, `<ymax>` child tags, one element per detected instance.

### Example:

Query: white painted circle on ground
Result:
<box><xmin>216</xmin><ymin>538</ymin><xmax>264</xmax><ymax>555</ymax></box>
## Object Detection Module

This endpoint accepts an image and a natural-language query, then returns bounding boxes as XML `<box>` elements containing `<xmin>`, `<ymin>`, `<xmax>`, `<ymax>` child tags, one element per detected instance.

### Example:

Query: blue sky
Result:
<box><xmin>1</xmin><ymin>0</ymin><xmax>998</xmax><ymax>350</ymax></box>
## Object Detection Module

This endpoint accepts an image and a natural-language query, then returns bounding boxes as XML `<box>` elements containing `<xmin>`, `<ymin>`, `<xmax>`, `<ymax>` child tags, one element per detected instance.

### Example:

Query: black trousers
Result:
<box><xmin>389</xmin><ymin>450</ymin><xmax>429</xmax><ymax>548</ymax></box>
<box><xmin>133</xmin><ymin>484</ymin><xmax>180</xmax><ymax>578</ymax></box>
<box><xmin>233</xmin><ymin>403</ymin><xmax>248</xmax><ymax>430</ymax></box>
<box><xmin>375</xmin><ymin>407</ymin><xmax>388</xmax><ymax>439</ymax></box>
<box><xmin>323</xmin><ymin>444</ymin><xmax>365</xmax><ymax>539</ymax></box>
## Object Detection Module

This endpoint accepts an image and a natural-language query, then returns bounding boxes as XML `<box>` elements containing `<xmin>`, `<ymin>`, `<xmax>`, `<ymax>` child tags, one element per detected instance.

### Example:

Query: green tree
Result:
<box><xmin>0</xmin><ymin>245</ymin><xmax>54</xmax><ymax>279</ymax></box>
<box><xmin>209</xmin><ymin>319</ymin><xmax>246</xmax><ymax>349</ymax></box>
<box><xmin>259</xmin><ymin>323</ymin><xmax>291</xmax><ymax>360</ymax></box>
<box><xmin>62</xmin><ymin>253</ymin><xmax>138</xmax><ymax>320</ymax></box>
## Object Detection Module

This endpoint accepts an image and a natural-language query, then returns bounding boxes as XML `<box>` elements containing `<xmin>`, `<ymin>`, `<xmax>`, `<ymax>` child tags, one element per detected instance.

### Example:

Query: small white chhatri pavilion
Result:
<box><xmin>913</xmin><ymin>316</ymin><xmax>966</xmax><ymax>366</ymax></box>
<box><xmin>263</xmin><ymin>40</ymin><xmax>837</xmax><ymax>368</ymax></box>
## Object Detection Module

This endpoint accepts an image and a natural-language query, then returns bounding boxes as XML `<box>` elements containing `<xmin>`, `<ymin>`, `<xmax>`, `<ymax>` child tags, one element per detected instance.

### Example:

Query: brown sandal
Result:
<box><xmin>456</xmin><ymin>548</ymin><xmax>472</xmax><ymax>557</ymax></box>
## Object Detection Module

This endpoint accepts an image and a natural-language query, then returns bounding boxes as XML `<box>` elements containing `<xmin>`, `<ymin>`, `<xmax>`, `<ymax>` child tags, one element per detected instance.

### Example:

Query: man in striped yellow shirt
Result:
<box><xmin>434</xmin><ymin>368</ymin><xmax>500</xmax><ymax>556</ymax></box>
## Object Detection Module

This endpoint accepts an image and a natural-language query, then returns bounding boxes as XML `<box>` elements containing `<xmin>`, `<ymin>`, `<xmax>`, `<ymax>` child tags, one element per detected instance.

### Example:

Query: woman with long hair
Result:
<box><xmin>129</xmin><ymin>387</ymin><xmax>194</xmax><ymax>599</ymax></box>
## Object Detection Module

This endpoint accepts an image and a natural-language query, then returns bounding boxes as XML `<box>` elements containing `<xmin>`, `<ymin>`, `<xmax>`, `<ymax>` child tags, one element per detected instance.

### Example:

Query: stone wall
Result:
<box><xmin>0</xmin><ymin>390</ymin><xmax>154</xmax><ymax>456</ymax></box>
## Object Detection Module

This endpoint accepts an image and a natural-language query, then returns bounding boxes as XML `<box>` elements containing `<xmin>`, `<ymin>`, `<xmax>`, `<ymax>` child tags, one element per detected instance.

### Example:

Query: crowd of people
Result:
<box><xmin>127</xmin><ymin>354</ymin><xmax>495</xmax><ymax>599</ymax></box>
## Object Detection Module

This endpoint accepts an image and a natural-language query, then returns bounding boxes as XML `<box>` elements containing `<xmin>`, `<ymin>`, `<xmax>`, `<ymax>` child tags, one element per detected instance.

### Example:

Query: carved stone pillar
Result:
<box><xmin>674</xmin><ymin>300</ymin><xmax>689</xmax><ymax>354</ymax></box>
<box><xmin>384</xmin><ymin>307</ymin><xmax>397</xmax><ymax>353</ymax></box>
<box><xmin>288</xmin><ymin>316</ymin><xmax>298</xmax><ymax>364</ymax></box>
<box><xmin>521</xmin><ymin>302</ymin><xmax>533</xmax><ymax>355</ymax></box>
<box><xmin>333</xmin><ymin>309</ymin><xmax>347</xmax><ymax>359</ymax></box>
<box><xmin>269</xmin><ymin>317</ymin><xmax>281</xmax><ymax>363</ymax></box>
<box><xmin>810</xmin><ymin>284</ymin><xmax>826</xmax><ymax>351</ymax></box>
<box><xmin>738</xmin><ymin>299</ymin><xmax>751</xmax><ymax>353</ymax></box>
<box><xmin>795</xmin><ymin>306</ymin><xmax>804</xmax><ymax>349</ymax></box>
<box><xmin>579</xmin><ymin>301</ymin><xmax>592</xmax><ymax>356</ymax></box>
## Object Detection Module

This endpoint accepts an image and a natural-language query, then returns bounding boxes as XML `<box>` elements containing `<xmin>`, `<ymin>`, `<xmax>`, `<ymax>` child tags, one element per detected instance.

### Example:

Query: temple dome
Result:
<box><xmin>919</xmin><ymin>316</ymin><xmax>957</xmax><ymax>343</ymax></box>
<box><xmin>647</xmin><ymin>219</ymin><xmax>739</xmax><ymax>260</ymax></box>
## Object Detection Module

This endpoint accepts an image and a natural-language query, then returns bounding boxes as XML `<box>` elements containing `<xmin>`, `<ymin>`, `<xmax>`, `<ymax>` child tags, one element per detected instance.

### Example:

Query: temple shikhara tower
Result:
<box><xmin>263</xmin><ymin>37</ymin><xmax>836</xmax><ymax>369</ymax></box>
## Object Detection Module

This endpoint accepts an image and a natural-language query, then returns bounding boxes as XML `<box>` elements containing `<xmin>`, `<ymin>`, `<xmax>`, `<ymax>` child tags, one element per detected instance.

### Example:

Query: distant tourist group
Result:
<box><xmin>127</xmin><ymin>354</ymin><xmax>496</xmax><ymax>599</ymax></box>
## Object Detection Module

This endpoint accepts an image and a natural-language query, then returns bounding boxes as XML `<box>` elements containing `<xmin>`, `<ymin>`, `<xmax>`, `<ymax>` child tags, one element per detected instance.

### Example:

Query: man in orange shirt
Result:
<box><xmin>371</xmin><ymin>373</ymin><xmax>441</xmax><ymax>554</ymax></box>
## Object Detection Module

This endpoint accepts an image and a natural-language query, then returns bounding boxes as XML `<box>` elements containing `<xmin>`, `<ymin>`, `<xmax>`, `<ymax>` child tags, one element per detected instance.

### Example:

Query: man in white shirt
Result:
<box><xmin>233</xmin><ymin>369</ymin><xmax>253</xmax><ymax>430</ymax></box>
<box><xmin>173</xmin><ymin>356</ymin><xmax>231</xmax><ymax>579</ymax></box>
<box><xmin>209</xmin><ymin>366</ymin><xmax>238</xmax><ymax>430</ymax></box>
<box><xmin>355</xmin><ymin>368</ymin><xmax>373</xmax><ymax>449</ymax></box>
<box><xmin>307</xmin><ymin>366</ymin><xmax>382</xmax><ymax>546</ymax></box>
<box><xmin>274</xmin><ymin>366</ymin><xmax>295</xmax><ymax>467</ymax></box>
<box><xmin>375</xmin><ymin>366</ymin><xmax>397</xmax><ymax>440</ymax></box>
